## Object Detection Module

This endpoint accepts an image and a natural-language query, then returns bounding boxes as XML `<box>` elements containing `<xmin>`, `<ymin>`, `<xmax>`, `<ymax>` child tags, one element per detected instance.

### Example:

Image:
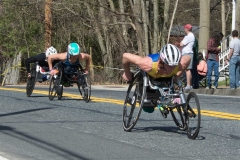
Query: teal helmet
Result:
<box><xmin>68</xmin><ymin>42</ymin><xmax>80</xmax><ymax>55</ymax></box>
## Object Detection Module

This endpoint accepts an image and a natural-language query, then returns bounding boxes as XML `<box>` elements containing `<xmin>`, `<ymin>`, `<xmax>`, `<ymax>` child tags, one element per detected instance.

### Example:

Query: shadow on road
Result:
<box><xmin>0</xmin><ymin>124</ymin><xmax>90</xmax><ymax>160</ymax></box>
<box><xmin>0</xmin><ymin>107</ymin><xmax>53</xmax><ymax>117</ymax></box>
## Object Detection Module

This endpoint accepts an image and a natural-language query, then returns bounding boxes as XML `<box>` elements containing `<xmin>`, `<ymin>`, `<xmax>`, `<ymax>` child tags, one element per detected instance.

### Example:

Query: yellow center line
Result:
<box><xmin>1</xmin><ymin>87</ymin><xmax>240</xmax><ymax>120</ymax></box>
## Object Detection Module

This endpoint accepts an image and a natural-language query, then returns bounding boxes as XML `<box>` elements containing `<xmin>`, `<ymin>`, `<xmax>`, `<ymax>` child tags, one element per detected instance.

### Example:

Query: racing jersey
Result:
<box><xmin>147</xmin><ymin>53</ymin><xmax>179</xmax><ymax>78</ymax></box>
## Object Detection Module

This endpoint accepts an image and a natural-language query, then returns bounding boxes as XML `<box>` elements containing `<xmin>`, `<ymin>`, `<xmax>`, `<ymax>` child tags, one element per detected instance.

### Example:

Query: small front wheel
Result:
<box><xmin>170</xmin><ymin>105</ymin><xmax>187</xmax><ymax>131</ymax></box>
<box><xmin>186</xmin><ymin>92</ymin><xmax>201</xmax><ymax>139</ymax></box>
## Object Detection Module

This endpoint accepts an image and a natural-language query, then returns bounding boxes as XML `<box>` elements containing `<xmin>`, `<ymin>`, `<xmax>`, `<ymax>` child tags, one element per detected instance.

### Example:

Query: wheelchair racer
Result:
<box><xmin>47</xmin><ymin>42</ymin><xmax>91</xmax><ymax>86</ymax></box>
<box><xmin>25</xmin><ymin>46</ymin><xmax>59</xmax><ymax>81</ymax></box>
<box><xmin>122</xmin><ymin>44</ymin><xmax>191</xmax><ymax>113</ymax></box>
<box><xmin>122</xmin><ymin>44</ymin><xmax>190</xmax><ymax>82</ymax></box>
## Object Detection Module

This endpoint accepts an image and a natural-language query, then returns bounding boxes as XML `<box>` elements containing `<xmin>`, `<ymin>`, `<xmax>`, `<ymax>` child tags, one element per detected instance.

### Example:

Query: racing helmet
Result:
<box><xmin>159</xmin><ymin>44</ymin><xmax>181</xmax><ymax>66</ymax></box>
<box><xmin>45</xmin><ymin>46</ymin><xmax>57</xmax><ymax>57</ymax></box>
<box><xmin>68</xmin><ymin>42</ymin><xmax>80</xmax><ymax>56</ymax></box>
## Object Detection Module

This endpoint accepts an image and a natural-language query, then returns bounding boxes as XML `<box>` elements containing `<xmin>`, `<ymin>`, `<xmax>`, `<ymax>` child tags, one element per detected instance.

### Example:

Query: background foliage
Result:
<box><xmin>0</xmin><ymin>0</ymin><xmax>233</xmax><ymax>84</ymax></box>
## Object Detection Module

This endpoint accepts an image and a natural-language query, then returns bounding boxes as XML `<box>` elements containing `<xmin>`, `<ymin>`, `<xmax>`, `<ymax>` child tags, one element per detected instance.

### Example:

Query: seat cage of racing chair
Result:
<box><xmin>60</xmin><ymin>62</ymin><xmax>85</xmax><ymax>84</ymax></box>
<box><xmin>139</xmin><ymin>70</ymin><xmax>185</xmax><ymax>108</ymax></box>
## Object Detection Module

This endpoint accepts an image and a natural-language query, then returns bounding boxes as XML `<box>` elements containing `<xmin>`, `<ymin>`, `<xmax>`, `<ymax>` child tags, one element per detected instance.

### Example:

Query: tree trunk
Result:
<box><xmin>129</xmin><ymin>0</ymin><xmax>144</xmax><ymax>56</ymax></box>
<box><xmin>45</xmin><ymin>0</ymin><xmax>52</xmax><ymax>50</ymax></box>
<box><xmin>152</xmin><ymin>0</ymin><xmax>159</xmax><ymax>53</ymax></box>
<box><xmin>235</xmin><ymin>0</ymin><xmax>240</xmax><ymax>31</ymax></box>
<box><xmin>160</xmin><ymin>0</ymin><xmax>170</xmax><ymax>47</ymax></box>
<box><xmin>119</xmin><ymin>0</ymin><xmax>129</xmax><ymax>47</ymax></box>
<box><xmin>107</xmin><ymin>0</ymin><xmax>126</xmax><ymax>52</ymax></box>
<box><xmin>167</xmin><ymin>0</ymin><xmax>179</xmax><ymax>44</ymax></box>
<box><xmin>221</xmin><ymin>0</ymin><xmax>226</xmax><ymax>37</ymax></box>
<box><xmin>141</xmin><ymin>0</ymin><xmax>149</xmax><ymax>55</ymax></box>
<box><xmin>199</xmin><ymin>0</ymin><xmax>210</xmax><ymax>53</ymax></box>
<box><xmin>98</xmin><ymin>0</ymin><xmax>114</xmax><ymax>77</ymax></box>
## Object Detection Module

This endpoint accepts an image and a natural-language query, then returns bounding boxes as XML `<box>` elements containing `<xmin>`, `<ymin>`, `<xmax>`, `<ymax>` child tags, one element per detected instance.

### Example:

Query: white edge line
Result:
<box><xmin>0</xmin><ymin>156</ymin><xmax>9</xmax><ymax>160</ymax></box>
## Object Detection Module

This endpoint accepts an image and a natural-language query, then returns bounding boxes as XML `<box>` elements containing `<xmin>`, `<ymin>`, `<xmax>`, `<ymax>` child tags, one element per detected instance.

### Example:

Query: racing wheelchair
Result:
<box><xmin>26</xmin><ymin>62</ymin><xmax>50</xmax><ymax>97</ymax></box>
<box><xmin>122</xmin><ymin>69</ymin><xmax>201</xmax><ymax>139</ymax></box>
<box><xmin>48</xmin><ymin>61</ymin><xmax>91</xmax><ymax>102</ymax></box>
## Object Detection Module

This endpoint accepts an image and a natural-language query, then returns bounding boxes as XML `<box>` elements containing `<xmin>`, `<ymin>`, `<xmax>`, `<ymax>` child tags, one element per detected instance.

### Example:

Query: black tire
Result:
<box><xmin>186</xmin><ymin>92</ymin><xmax>201</xmax><ymax>139</ymax></box>
<box><xmin>49</xmin><ymin>76</ymin><xmax>57</xmax><ymax>101</ymax></box>
<box><xmin>78</xmin><ymin>69</ymin><xmax>91</xmax><ymax>103</ymax></box>
<box><xmin>170</xmin><ymin>105</ymin><xmax>187</xmax><ymax>131</ymax></box>
<box><xmin>57</xmin><ymin>84</ymin><xmax>63</xmax><ymax>100</ymax></box>
<box><xmin>49</xmin><ymin>68</ymin><xmax>62</xmax><ymax>101</ymax></box>
<box><xmin>122</xmin><ymin>71</ymin><xmax>146</xmax><ymax>132</ymax></box>
<box><xmin>26</xmin><ymin>69</ymin><xmax>37</xmax><ymax>97</ymax></box>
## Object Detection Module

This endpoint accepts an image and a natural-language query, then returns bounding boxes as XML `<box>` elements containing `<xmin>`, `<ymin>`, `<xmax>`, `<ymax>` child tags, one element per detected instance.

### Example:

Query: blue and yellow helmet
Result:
<box><xmin>68</xmin><ymin>42</ymin><xmax>80</xmax><ymax>56</ymax></box>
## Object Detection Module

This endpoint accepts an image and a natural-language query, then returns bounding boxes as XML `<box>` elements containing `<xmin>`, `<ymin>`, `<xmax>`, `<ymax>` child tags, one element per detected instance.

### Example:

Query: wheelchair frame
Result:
<box><xmin>26</xmin><ymin>62</ymin><xmax>50</xmax><ymax>97</ymax></box>
<box><xmin>48</xmin><ymin>61</ymin><xmax>91</xmax><ymax>102</ymax></box>
<box><xmin>122</xmin><ymin>69</ymin><xmax>201</xmax><ymax>139</ymax></box>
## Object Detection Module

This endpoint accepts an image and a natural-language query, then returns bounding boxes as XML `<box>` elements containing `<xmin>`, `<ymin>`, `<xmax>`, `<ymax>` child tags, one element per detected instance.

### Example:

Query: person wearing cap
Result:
<box><xmin>180</xmin><ymin>24</ymin><xmax>195</xmax><ymax>90</ymax></box>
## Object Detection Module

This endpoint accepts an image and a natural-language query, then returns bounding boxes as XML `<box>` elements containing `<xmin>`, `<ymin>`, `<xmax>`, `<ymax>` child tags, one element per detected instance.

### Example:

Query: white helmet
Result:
<box><xmin>45</xmin><ymin>46</ymin><xmax>57</xmax><ymax>57</ymax></box>
<box><xmin>160</xmin><ymin>44</ymin><xmax>181</xmax><ymax>66</ymax></box>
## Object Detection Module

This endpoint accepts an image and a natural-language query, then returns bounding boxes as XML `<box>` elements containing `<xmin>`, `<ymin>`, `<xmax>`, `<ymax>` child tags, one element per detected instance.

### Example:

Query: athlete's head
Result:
<box><xmin>45</xmin><ymin>46</ymin><xmax>57</xmax><ymax>58</ymax></box>
<box><xmin>67</xmin><ymin>42</ymin><xmax>80</xmax><ymax>56</ymax></box>
<box><xmin>159</xmin><ymin>44</ymin><xmax>181</xmax><ymax>66</ymax></box>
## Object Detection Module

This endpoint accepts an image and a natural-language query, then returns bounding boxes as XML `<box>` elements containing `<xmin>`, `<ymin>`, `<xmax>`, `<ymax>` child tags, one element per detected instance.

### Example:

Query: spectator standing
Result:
<box><xmin>180</xmin><ymin>24</ymin><xmax>195</xmax><ymax>90</ymax></box>
<box><xmin>225</xmin><ymin>30</ymin><xmax>240</xmax><ymax>89</ymax></box>
<box><xmin>206</xmin><ymin>32</ymin><xmax>223</xmax><ymax>89</ymax></box>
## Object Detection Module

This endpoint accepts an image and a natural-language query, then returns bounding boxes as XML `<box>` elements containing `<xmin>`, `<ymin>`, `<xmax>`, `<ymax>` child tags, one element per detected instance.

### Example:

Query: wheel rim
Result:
<box><xmin>49</xmin><ymin>76</ymin><xmax>57</xmax><ymax>100</ymax></box>
<box><xmin>78</xmin><ymin>70</ymin><xmax>91</xmax><ymax>103</ymax></box>
<box><xmin>123</xmin><ymin>72</ymin><xmax>145</xmax><ymax>131</ymax></box>
<box><xmin>170</xmin><ymin>105</ymin><xmax>187</xmax><ymax>131</ymax></box>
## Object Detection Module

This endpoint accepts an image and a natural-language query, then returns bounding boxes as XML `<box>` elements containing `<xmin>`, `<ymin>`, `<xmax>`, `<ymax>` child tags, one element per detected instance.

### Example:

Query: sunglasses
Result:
<box><xmin>158</xmin><ymin>59</ymin><xmax>167</xmax><ymax>71</ymax></box>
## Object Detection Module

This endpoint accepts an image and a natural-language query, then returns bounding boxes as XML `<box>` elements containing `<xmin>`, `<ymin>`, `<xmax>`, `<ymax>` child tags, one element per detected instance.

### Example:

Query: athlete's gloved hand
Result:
<box><xmin>50</xmin><ymin>69</ymin><xmax>59</xmax><ymax>75</ymax></box>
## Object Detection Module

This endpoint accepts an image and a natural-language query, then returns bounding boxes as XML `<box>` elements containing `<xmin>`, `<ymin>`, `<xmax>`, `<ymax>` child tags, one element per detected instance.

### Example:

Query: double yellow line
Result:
<box><xmin>1</xmin><ymin>87</ymin><xmax>240</xmax><ymax>120</ymax></box>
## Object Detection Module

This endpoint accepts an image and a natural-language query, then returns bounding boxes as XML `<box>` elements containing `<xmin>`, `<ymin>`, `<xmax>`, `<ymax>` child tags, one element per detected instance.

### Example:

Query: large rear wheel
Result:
<box><xmin>78</xmin><ymin>69</ymin><xmax>91</xmax><ymax>103</ymax></box>
<box><xmin>186</xmin><ymin>92</ymin><xmax>201</xmax><ymax>139</ymax></box>
<box><xmin>26</xmin><ymin>69</ymin><xmax>37</xmax><ymax>97</ymax></box>
<box><xmin>49</xmin><ymin>68</ymin><xmax>62</xmax><ymax>101</ymax></box>
<box><xmin>49</xmin><ymin>76</ymin><xmax>57</xmax><ymax>101</ymax></box>
<box><xmin>122</xmin><ymin>71</ymin><xmax>146</xmax><ymax>132</ymax></box>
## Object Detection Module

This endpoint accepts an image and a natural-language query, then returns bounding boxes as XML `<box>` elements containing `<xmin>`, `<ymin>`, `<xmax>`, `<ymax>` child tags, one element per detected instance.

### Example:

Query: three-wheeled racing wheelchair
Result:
<box><xmin>122</xmin><ymin>69</ymin><xmax>201</xmax><ymax>139</ymax></box>
<box><xmin>26</xmin><ymin>62</ymin><xmax>51</xmax><ymax>97</ymax></box>
<box><xmin>48</xmin><ymin>61</ymin><xmax>91</xmax><ymax>102</ymax></box>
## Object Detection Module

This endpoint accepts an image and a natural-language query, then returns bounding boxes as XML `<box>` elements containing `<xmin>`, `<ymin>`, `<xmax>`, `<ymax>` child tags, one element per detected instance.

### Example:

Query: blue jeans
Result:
<box><xmin>229</xmin><ymin>56</ymin><xmax>240</xmax><ymax>89</ymax></box>
<box><xmin>207</xmin><ymin>59</ymin><xmax>219</xmax><ymax>87</ymax></box>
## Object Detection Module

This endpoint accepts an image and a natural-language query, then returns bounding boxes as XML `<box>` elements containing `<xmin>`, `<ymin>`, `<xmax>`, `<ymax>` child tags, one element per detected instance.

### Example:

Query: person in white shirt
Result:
<box><xmin>225</xmin><ymin>30</ymin><xmax>240</xmax><ymax>89</ymax></box>
<box><xmin>180</xmin><ymin>24</ymin><xmax>195</xmax><ymax>90</ymax></box>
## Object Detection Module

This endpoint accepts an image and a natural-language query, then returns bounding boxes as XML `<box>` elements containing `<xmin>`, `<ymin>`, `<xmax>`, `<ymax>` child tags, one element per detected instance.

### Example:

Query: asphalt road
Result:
<box><xmin>0</xmin><ymin>85</ymin><xmax>240</xmax><ymax>160</ymax></box>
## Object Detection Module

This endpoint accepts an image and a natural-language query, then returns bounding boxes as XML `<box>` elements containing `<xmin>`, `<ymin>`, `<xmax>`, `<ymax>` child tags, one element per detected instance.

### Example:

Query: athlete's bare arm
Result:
<box><xmin>79</xmin><ymin>53</ymin><xmax>91</xmax><ymax>73</ymax></box>
<box><xmin>122</xmin><ymin>53</ymin><xmax>152</xmax><ymax>81</ymax></box>
<box><xmin>48</xmin><ymin>52</ymin><xmax>67</xmax><ymax>70</ymax></box>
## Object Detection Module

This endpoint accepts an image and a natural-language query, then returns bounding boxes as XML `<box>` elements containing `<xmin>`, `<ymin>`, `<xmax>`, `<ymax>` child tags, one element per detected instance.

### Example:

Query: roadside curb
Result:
<box><xmin>185</xmin><ymin>88</ymin><xmax>240</xmax><ymax>96</ymax></box>
<box><xmin>2</xmin><ymin>85</ymin><xmax>240</xmax><ymax>96</ymax></box>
